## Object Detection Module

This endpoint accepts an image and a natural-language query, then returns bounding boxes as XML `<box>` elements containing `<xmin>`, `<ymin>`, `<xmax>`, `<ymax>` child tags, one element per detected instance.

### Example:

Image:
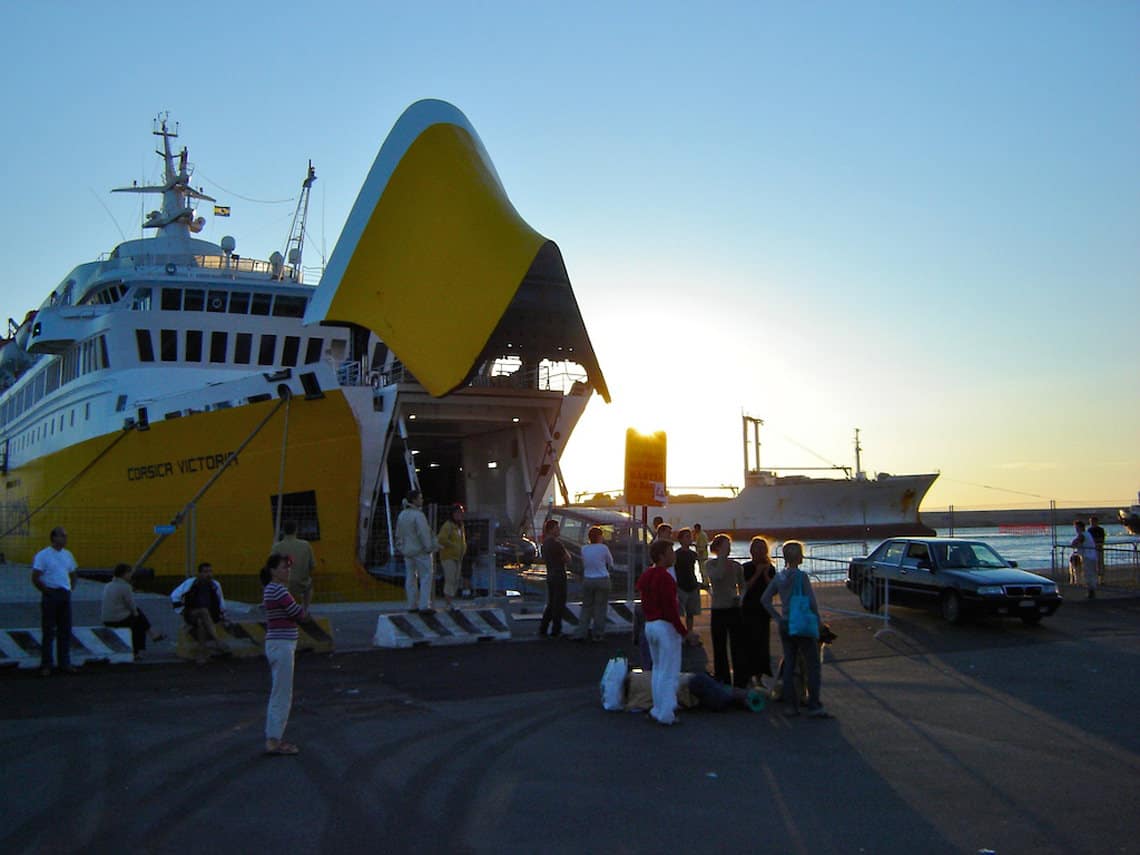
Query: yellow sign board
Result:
<box><xmin>624</xmin><ymin>429</ymin><xmax>667</xmax><ymax>506</ymax></box>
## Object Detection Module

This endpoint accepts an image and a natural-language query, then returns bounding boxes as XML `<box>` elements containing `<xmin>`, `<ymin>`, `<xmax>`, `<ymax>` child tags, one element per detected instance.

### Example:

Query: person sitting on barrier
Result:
<box><xmin>101</xmin><ymin>563</ymin><xmax>165</xmax><ymax>658</ymax></box>
<box><xmin>174</xmin><ymin>562</ymin><xmax>231</xmax><ymax>663</ymax></box>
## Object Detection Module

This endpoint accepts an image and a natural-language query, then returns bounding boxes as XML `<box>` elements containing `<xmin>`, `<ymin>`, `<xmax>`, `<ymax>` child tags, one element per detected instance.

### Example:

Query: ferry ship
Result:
<box><xmin>0</xmin><ymin>101</ymin><xmax>609</xmax><ymax>600</ymax></box>
<box><xmin>655</xmin><ymin>417</ymin><xmax>938</xmax><ymax>542</ymax></box>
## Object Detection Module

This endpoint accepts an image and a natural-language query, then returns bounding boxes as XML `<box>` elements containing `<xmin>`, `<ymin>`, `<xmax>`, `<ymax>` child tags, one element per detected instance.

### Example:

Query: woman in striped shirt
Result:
<box><xmin>261</xmin><ymin>553</ymin><xmax>307</xmax><ymax>755</ymax></box>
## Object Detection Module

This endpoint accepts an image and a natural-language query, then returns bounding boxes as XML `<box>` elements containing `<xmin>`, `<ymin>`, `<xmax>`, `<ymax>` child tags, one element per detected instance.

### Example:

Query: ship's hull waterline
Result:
<box><xmin>658</xmin><ymin>473</ymin><xmax>939</xmax><ymax>543</ymax></box>
<box><xmin>0</xmin><ymin>391</ymin><xmax>396</xmax><ymax>601</ymax></box>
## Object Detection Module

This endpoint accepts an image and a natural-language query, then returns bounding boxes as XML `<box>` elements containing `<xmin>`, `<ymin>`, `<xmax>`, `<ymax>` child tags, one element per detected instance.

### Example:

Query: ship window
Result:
<box><xmin>161</xmin><ymin>288</ymin><xmax>182</xmax><ymax>311</ymax></box>
<box><xmin>35</xmin><ymin>372</ymin><xmax>46</xmax><ymax>401</ymax></box>
<box><xmin>228</xmin><ymin>292</ymin><xmax>250</xmax><ymax>314</ymax></box>
<box><xmin>183</xmin><ymin>289</ymin><xmax>205</xmax><ymax>312</ymax></box>
<box><xmin>115</xmin><ymin>395</ymin><xmax>127</xmax><ymax>412</ymax></box>
<box><xmin>251</xmin><ymin>293</ymin><xmax>272</xmax><ymax>316</ymax></box>
<box><xmin>165</xmin><ymin>411</ymin><xmax>182</xmax><ymax>420</ymax></box>
<box><xmin>272</xmin><ymin>295</ymin><xmax>307</xmax><ymax>318</ymax></box>
<box><xmin>131</xmin><ymin>287</ymin><xmax>152</xmax><ymax>311</ymax></box>
<box><xmin>136</xmin><ymin>330</ymin><xmax>155</xmax><ymax>362</ymax></box>
<box><xmin>99</xmin><ymin>335</ymin><xmax>110</xmax><ymax>370</ymax></box>
<box><xmin>258</xmin><ymin>334</ymin><xmax>277</xmax><ymax>366</ymax></box>
<box><xmin>305</xmin><ymin>338</ymin><xmax>324</xmax><ymax>364</ymax></box>
<box><xmin>269</xmin><ymin>490</ymin><xmax>321</xmax><ymax>541</ymax></box>
<box><xmin>160</xmin><ymin>329</ymin><xmax>178</xmax><ymax>362</ymax></box>
<box><xmin>70</xmin><ymin>410</ymin><xmax>75</xmax><ymax>427</ymax></box>
<box><xmin>185</xmin><ymin>330</ymin><xmax>203</xmax><ymax>362</ymax></box>
<box><xmin>85</xmin><ymin>402</ymin><xmax>90</xmax><ymax>420</ymax></box>
<box><xmin>46</xmin><ymin>364</ymin><xmax>60</xmax><ymax>394</ymax></box>
<box><xmin>282</xmin><ymin>336</ymin><xmax>300</xmax><ymax>367</ymax></box>
<box><xmin>209</xmin><ymin>331</ymin><xmax>228</xmax><ymax>363</ymax></box>
<box><xmin>234</xmin><ymin>333</ymin><xmax>252</xmax><ymax>364</ymax></box>
<box><xmin>207</xmin><ymin>290</ymin><xmax>228</xmax><ymax>313</ymax></box>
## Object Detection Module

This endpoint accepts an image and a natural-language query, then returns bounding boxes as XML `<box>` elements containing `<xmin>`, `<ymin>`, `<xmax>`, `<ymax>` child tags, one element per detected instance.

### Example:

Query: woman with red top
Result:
<box><xmin>636</xmin><ymin>540</ymin><xmax>688</xmax><ymax>725</ymax></box>
<box><xmin>260</xmin><ymin>553</ymin><xmax>307</xmax><ymax>755</ymax></box>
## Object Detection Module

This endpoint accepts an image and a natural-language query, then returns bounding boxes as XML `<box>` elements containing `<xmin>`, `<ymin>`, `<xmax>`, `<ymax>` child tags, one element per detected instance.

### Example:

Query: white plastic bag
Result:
<box><xmin>600</xmin><ymin>655</ymin><xmax>629</xmax><ymax>711</ymax></box>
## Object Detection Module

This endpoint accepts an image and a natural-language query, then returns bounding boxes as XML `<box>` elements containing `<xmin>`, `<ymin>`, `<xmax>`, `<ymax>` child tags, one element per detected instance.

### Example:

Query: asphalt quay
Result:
<box><xmin>4</xmin><ymin>573</ymin><xmax>1140</xmax><ymax>854</ymax></box>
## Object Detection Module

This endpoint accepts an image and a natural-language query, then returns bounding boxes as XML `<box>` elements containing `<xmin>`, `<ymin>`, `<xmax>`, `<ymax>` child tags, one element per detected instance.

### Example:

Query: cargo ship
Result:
<box><xmin>0</xmin><ymin>101</ymin><xmax>609</xmax><ymax>600</ymax></box>
<box><xmin>656</xmin><ymin>417</ymin><xmax>937</xmax><ymax>542</ymax></box>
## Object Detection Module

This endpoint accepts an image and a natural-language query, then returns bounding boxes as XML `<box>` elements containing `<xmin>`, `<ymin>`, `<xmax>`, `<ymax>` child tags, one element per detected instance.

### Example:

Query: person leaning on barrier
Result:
<box><xmin>172</xmin><ymin>562</ymin><xmax>232</xmax><ymax>663</ymax></box>
<box><xmin>102</xmin><ymin>563</ymin><xmax>165</xmax><ymax>658</ymax></box>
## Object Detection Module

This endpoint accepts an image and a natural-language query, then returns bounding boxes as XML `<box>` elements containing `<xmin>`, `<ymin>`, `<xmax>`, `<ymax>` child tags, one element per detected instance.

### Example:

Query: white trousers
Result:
<box><xmin>645</xmin><ymin>620</ymin><xmax>682</xmax><ymax>724</ymax></box>
<box><xmin>265</xmin><ymin>639</ymin><xmax>297</xmax><ymax>741</ymax></box>
<box><xmin>405</xmin><ymin>554</ymin><xmax>434</xmax><ymax>610</ymax></box>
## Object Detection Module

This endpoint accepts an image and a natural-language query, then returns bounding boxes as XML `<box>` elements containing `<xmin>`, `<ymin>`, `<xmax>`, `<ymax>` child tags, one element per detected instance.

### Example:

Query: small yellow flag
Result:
<box><xmin>213</xmin><ymin>205</ymin><xmax>231</xmax><ymax>217</ymax></box>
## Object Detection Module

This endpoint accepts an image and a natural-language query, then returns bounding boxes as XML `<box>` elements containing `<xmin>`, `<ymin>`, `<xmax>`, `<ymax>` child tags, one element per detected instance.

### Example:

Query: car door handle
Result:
<box><xmin>900</xmin><ymin>569</ymin><xmax>908</xmax><ymax>575</ymax></box>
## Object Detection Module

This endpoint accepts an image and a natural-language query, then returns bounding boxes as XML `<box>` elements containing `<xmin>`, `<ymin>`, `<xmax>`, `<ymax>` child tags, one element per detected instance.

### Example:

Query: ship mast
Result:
<box><xmin>854</xmin><ymin>428</ymin><xmax>865</xmax><ymax>481</ymax></box>
<box><xmin>279</xmin><ymin>161</ymin><xmax>317</xmax><ymax>281</ymax></box>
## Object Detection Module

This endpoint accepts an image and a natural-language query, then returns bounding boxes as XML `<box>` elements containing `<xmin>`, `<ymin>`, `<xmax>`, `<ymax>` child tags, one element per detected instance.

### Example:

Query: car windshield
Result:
<box><xmin>932</xmin><ymin>542</ymin><xmax>1009</xmax><ymax>570</ymax></box>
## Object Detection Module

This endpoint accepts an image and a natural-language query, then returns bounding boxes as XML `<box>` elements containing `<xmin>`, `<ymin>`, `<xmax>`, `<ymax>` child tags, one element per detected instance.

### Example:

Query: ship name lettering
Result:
<box><xmin>177</xmin><ymin>453</ymin><xmax>235</xmax><ymax>474</ymax></box>
<box><xmin>127</xmin><ymin>462</ymin><xmax>174</xmax><ymax>481</ymax></box>
<box><xmin>126</xmin><ymin>452</ymin><xmax>236</xmax><ymax>482</ymax></box>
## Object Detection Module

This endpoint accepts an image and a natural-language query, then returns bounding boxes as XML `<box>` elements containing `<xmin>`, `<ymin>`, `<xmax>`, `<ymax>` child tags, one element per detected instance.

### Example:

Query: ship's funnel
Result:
<box><xmin>304</xmin><ymin>99</ymin><xmax>609</xmax><ymax>402</ymax></box>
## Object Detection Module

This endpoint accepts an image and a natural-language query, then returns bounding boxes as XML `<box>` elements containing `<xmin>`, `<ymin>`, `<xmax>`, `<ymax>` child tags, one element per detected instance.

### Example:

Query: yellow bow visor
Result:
<box><xmin>305</xmin><ymin>99</ymin><xmax>609</xmax><ymax>402</ymax></box>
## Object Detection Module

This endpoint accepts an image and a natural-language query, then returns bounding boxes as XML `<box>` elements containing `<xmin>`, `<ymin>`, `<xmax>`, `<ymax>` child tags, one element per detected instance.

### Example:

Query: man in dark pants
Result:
<box><xmin>31</xmin><ymin>527</ymin><xmax>79</xmax><ymax>676</ymax></box>
<box><xmin>539</xmin><ymin>520</ymin><xmax>570</xmax><ymax>638</ymax></box>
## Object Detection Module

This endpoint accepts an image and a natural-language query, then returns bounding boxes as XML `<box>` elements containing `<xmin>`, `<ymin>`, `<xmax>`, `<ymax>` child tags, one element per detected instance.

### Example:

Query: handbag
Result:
<box><xmin>600</xmin><ymin>654</ymin><xmax>629</xmax><ymax>711</ymax></box>
<box><xmin>787</xmin><ymin>570</ymin><xmax>820</xmax><ymax>639</ymax></box>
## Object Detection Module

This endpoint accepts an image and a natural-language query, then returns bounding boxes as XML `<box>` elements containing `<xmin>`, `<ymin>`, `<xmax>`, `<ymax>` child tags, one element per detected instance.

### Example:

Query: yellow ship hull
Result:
<box><xmin>0</xmin><ymin>391</ymin><xmax>400</xmax><ymax>602</ymax></box>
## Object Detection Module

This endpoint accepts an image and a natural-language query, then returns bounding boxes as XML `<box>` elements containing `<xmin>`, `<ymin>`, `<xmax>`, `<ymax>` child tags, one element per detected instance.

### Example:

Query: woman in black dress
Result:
<box><xmin>740</xmin><ymin>536</ymin><xmax>777</xmax><ymax>684</ymax></box>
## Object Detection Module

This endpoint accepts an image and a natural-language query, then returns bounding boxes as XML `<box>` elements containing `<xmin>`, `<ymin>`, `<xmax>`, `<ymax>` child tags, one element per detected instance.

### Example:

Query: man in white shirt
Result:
<box><xmin>395</xmin><ymin>490</ymin><xmax>438</xmax><ymax>614</ymax></box>
<box><xmin>31</xmin><ymin>527</ymin><xmax>79</xmax><ymax>676</ymax></box>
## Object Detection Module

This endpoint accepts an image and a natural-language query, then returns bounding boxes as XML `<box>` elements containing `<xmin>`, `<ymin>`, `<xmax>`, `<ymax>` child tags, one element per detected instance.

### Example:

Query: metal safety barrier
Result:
<box><xmin>801</xmin><ymin>549</ymin><xmax>894</xmax><ymax>638</ymax></box>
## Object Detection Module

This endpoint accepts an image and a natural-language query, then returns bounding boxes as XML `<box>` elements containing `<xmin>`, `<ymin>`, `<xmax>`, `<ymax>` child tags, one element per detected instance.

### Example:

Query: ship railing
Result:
<box><xmin>359</xmin><ymin>357</ymin><xmax>592</xmax><ymax>397</ymax></box>
<box><xmin>97</xmin><ymin>251</ymin><xmax>305</xmax><ymax>282</ymax></box>
<box><xmin>1047</xmin><ymin>541</ymin><xmax>1140</xmax><ymax>589</ymax></box>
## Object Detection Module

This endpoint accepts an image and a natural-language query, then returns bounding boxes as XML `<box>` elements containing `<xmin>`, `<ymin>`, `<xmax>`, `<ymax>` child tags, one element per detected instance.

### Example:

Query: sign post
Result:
<box><xmin>624</xmin><ymin>429</ymin><xmax>666</xmax><ymax>641</ymax></box>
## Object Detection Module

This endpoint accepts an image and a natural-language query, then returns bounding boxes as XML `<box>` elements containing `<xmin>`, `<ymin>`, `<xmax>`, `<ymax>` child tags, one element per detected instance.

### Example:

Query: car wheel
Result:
<box><xmin>941</xmin><ymin>590</ymin><xmax>963</xmax><ymax>625</ymax></box>
<box><xmin>860</xmin><ymin>575</ymin><xmax>879</xmax><ymax>612</ymax></box>
<box><xmin>1019</xmin><ymin>612</ymin><xmax>1043</xmax><ymax>626</ymax></box>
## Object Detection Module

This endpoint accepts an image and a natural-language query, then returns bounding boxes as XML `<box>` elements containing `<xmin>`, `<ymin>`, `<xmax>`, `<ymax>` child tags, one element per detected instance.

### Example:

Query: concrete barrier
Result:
<box><xmin>0</xmin><ymin>626</ymin><xmax>134</xmax><ymax>669</ymax></box>
<box><xmin>176</xmin><ymin>617</ymin><xmax>334</xmax><ymax>660</ymax></box>
<box><xmin>511</xmin><ymin>601</ymin><xmax>636</xmax><ymax>635</ymax></box>
<box><xmin>373</xmin><ymin>607</ymin><xmax>511</xmax><ymax>648</ymax></box>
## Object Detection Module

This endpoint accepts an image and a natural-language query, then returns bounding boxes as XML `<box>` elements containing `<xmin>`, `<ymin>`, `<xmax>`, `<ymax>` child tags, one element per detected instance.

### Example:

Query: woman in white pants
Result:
<box><xmin>636</xmin><ymin>540</ymin><xmax>688</xmax><ymax>725</ymax></box>
<box><xmin>261</xmin><ymin>553</ymin><xmax>306</xmax><ymax>755</ymax></box>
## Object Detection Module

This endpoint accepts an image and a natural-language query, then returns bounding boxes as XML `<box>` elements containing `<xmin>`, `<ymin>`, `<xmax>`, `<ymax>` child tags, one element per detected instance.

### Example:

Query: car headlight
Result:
<box><xmin>1039</xmin><ymin>582</ymin><xmax>1057</xmax><ymax>594</ymax></box>
<box><xmin>977</xmin><ymin>585</ymin><xmax>1004</xmax><ymax>595</ymax></box>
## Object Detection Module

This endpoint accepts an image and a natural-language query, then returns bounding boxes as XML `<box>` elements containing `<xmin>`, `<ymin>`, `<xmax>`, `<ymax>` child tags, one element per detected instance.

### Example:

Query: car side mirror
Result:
<box><xmin>1008</xmin><ymin>559</ymin><xmax>1018</xmax><ymax>568</ymax></box>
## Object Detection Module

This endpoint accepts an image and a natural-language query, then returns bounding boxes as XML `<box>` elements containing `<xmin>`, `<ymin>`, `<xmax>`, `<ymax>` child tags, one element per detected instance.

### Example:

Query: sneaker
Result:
<box><xmin>806</xmin><ymin>706</ymin><xmax>832</xmax><ymax>719</ymax></box>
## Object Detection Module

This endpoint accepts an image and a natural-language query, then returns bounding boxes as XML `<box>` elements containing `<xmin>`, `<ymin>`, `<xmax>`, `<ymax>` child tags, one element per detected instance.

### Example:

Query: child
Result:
<box><xmin>1068</xmin><ymin>552</ymin><xmax>1082</xmax><ymax>586</ymax></box>
<box><xmin>636</xmin><ymin>539</ymin><xmax>688</xmax><ymax>725</ymax></box>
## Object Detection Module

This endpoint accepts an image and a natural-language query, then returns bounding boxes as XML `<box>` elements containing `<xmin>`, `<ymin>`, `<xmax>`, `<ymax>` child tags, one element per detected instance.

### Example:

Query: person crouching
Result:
<box><xmin>636</xmin><ymin>539</ymin><xmax>688</xmax><ymax>725</ymax></box>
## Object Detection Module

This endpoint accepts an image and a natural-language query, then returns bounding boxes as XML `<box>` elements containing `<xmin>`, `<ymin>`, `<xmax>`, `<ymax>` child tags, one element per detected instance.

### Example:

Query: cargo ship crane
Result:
<box><xmin>278</xmin><ymin>161</ymin><xmax>316</xmax><ymax>281</ymax></box>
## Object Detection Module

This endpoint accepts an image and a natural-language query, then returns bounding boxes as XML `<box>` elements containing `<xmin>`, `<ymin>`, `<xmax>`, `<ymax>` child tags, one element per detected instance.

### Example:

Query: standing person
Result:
<box><xmin>261</xmin><ymin>553</ymin><xmax>306</xmax><ymax>756</ymax></box>
<box><xmin>31</xmin><ymin>527</ymin><xmax>79</xmax><ymax>676</ymax></box>
<box><xmin>740</xmin><ymin>536</ymin><xmax>776</xmax><ymax>684</ymax></box>
<box><xmin>101</xmin><ymin>563</ymin><xmax>165</xmax><ymax>658</ymax></box>
<box><xmin>693</xmin><ymin>523</ymin><xmax>710</xmax><ymax>573</ymax></box>
<box><xmin>271</xmin><ymin>520</ymin><xmax>316</xmax><ymax>611</ymax></box>
<box><xmin>577</xmin><ymin>526</ymin><xmax>614</xmax><ymax>641</ymax></box>
<box><xmin>437</xmin><ymin>504</ymin><xmax>467</xmax><ymax>611</ymax></box>
<box><xmin>761</xmin><ymin>541</ymin><xmax>829</xmax><ymax>718</ymax></box>
<box><xmin>673</xmin><ymin>528</ymin><xmax>703</xmax><ymax>643</ymax></box>
<box><xmin>1072</xmin><ymin>519</ymin><xmax>1099</xmax><ymax>599</ymax></box>
<box><xmin>1088</xmin><ymin>516</ymin><xmax>1106</xmax><ymax>583</ymax></box>
<box><xmin>637</xmin><ymin>539</ymin><xmax>688</xmax><ymax>725</ymax></box>
<box><xmin>704</xmin><ymin>534</ymin><xmax>748</xmax><ymax>688</ymax></box>
<box><xmin>539</xmin><ymin>519</ymin><xmax>571</xmax><ymax>638</ymax></box>
<box><xmin>395</xmin><ymin>490</ymin><xmax>438</xmax><ymax>614</ymax></box>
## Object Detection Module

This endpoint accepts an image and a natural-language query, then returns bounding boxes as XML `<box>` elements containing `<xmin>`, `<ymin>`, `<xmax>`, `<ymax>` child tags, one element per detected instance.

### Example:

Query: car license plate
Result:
<box><xmin>1019</xmin><ymin>599</ymin><xmax>1034</xmax><ymax>607</ymax></box>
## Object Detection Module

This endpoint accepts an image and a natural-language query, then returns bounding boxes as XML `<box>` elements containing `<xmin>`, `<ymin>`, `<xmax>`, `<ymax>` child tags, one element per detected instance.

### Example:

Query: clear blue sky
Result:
<box><xmin>3</xmin><ymin>2</ymin><xmax>1137</xmax><ymax>511</ymax></box>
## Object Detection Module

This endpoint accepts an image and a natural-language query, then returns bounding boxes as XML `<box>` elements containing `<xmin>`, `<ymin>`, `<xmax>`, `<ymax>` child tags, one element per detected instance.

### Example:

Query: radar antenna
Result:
<box><xmin>279</xmin><ymin>162</ymin><xmax>316</xmax><ymax>281</ymax></box>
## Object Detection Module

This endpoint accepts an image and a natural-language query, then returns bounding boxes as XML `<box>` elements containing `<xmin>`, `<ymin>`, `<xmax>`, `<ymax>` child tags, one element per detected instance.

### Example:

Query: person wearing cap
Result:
<box><xmin>395</xmin><ymin>490</ymin><xmax>439</xmax><ymax>614</ymax></box>
<box><xmin>437</xmin><ymin>504</ymin><xmax>467</xmax><ymax>611</ymax></box>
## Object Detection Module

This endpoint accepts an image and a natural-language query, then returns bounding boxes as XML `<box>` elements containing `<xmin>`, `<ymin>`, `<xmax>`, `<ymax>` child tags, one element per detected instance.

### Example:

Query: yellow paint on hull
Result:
<box><xmin>0</xmin><ymin>392</ymin><xmax>399</xmax><ymax>602</ymax></box>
